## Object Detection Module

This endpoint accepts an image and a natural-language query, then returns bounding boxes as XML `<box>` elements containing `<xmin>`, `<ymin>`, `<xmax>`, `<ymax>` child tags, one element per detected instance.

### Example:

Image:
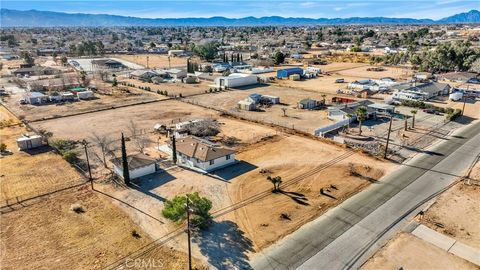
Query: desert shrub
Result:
<box><xmin>70</xmin><ymin>203</ymin><xmax>85</xmax><ymax>213</ymax></box>
<box><xmin>50</xmin><ymin>139</ymin><xmax>79</xmax><ymax>163</ymax></box>
<box><xmin>62</xmin><ymin>150</ymin><xmax>79</xmax><ymax>163</ymax></box>
<box><xmin>0</xmin><ymin>143</ymin><xmax>7</xmax><ymax>152</ymax></box>
<box><xmin>131</xmin><ymin>230</ymin><xmax>141</xmax><ymax>238</ymax></box>
<box><xmin>447</xmin><ymin>108</ymin><xmax>462</xmax><ymax>120</ymax></box>
<box><xmin>162</xmin><ymin>192</ymin><xmax>212</xmax><ymax>229</ymax></box>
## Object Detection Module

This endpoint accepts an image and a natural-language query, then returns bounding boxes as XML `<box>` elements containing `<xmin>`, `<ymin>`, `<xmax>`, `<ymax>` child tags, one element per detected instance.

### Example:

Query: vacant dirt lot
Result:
<box><xmin>121</xmin><ymin>78</ymin><xmax>211</xmax><ymax>97</ymax></box>
<box><xmin>0</xmin><ymin>185</ymin><xmax>200</xmax><ymax>270</ymax></box>
<box><xmin>227</xmin><ymin>134</ymin><xmax>396</xmax><ymax>250</ymax></box>
<box><xmin>0</xmin><ymin>121</ymin><xmax>85</xmax><ymax>203</ymax></box>
<box><xmin>421</xmin><ymin>181</ymin><xmax>480</xmax><ymax>249</ymax></box>
<box><xmin>3</xmin><ymin>84</ymin><xmax>161</xmax><ymax>122</ymax></box>
<box><xmin>361</xmin><ymin>232</ymin><xmax>477</xmax><ymax>270</ymax></box>
<box><xmin>187</xmin><ymin>85</ymin><xmax>342</xmax><ymax>134</ymax></box>
<box><xmin>113</xmin><ymin>54</ymin><xmax>188</xmax><ymax>69</ymax></box>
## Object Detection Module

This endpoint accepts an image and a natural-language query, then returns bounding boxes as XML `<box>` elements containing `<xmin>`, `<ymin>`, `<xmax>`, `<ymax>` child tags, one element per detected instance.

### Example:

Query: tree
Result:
<box><xmin>20</xmin><ymin>51</ymin><xmax>34</xmax><ymax>66</ymax></box>
<box><xmin>121</xmin><ymin>133</ymin><xmax>130</xmax><ymax>185</ymax></box>
<box><xmin>274</xmin><ymin>51</ymin><xmax>285</xmax><ymax>65</ymax></box>
<box><xmin>281</xmin><ymin>107</ymin><xmax>287</xmax><ymax>117</ymax></box>
<box><xmin>61</xmin><ymin>55</ymin><xmax>68</xmax><ymax>66</ymax></box>
<box><xmin>162</xmin><ymin>192</ymin><xmax>212</xmax><ymax>229</ymax></box>
<box><xmin>171</xmin><ymin>134</ymin><xmax>177</xmax><ymax>164</ymax></box>
<box><xmin>128</xmin><ymin>120</ymin><xmax>148</xmax><ymax>153</ymax></box>
<box><xmin>355</xmin><ymin>106</ymin><xmax>367</xmax><ymax>135</ymax></box>
<box><xmin>321</xmin><ymin>94</ymin><xmax>327</xmax><ymax>105</ymax></box>
<box><xmin>346</xmin><ymin>113</ymin><xmax>353</xmax><ymax>129</ymax></box>
<box><xmin>0</xmin><ymin>143</ymin><xmax>7</xmax><ymax>152</ymax></box>
<box><xmin>411</xmin><ymin>110</ymin><xmax>417</xmax><ymax>129</ymax></box>
<box><xmin>267</xmin><ymin>176</ymin><xmax>282</xmax><ymax>192</ymax></box>
<box><xmin>149</xmin><ymin>41</ymin><xmax>156</xmax><ymax>48</ymax></box>
<box><xmin>90</xmin><ymin>132</ymin><xmax>113</xmax><ymax>168</ymax></box>
<box><xmin>404</xmin><ymin>114</ymin><xmax>408</xmax><ymax>131</ymax></box>
<box><xmin>194</xmin><ymin>42</ymin><xmax>219</xmax><ymax>61</ymax></box>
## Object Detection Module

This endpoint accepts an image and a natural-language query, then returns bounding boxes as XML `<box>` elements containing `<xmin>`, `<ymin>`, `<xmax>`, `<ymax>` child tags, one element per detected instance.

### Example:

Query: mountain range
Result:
<box><xmin>1</xmin><ymin>9</ymin><xmax>479</xmax><ymax>27</ymax></box>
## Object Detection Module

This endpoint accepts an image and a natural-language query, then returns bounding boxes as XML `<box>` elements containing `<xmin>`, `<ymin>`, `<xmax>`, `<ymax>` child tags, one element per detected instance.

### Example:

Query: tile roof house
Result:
<box><xmin>170</xmin><ymin>136</ymin><xmax>236</xmax><ymax>172</ymax></box>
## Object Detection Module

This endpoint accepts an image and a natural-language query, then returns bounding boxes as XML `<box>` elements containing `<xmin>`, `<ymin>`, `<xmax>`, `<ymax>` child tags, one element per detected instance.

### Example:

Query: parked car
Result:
<box><xmin>423</xmin><ymin>108</ymin><xmax>436</xmax><ymax>114</ymax></box>
<box><xmin>335</xmin><ymin>78</ymin><xmax>345</xmax><ymax>83</ymax></box>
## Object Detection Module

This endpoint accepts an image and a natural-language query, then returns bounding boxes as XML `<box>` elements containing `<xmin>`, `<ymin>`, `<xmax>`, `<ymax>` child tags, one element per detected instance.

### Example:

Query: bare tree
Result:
<box><xmin>90</xmin><ymin>132</ymin><xmax>114</xmax><ymax>168</ymax></box>
<box><xmin>127</xmin><ymin>120</ymin><xmax>149</xmax><ymax>153</ymax></box>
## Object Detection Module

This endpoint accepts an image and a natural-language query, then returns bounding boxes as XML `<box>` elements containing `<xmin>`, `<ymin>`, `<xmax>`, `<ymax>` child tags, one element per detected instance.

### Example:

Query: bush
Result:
<box><xmin>447</xmin><ymin>108</ymin><xmax>462</xmax><ymax>120</ymax></box>
<box><xmin>62</xmin><ymin>150</ymin><xmax>79</xmax><ymax>163</ymax></box>
<box><xmin>0</xmin><ymin>143</ymin><xmax>6</xmax><ymax>152</ymax></box>
<box><xmin>162</xmin><ymin>192</ymin><xmax>212</xmax><ymax>229</ymax></box>
<box><xmin>50</xmin><ymin>139</ymin><xmax>78</xmax><ymax>163</ymax></box>
<box><xmin>70</xmin><ymin>203</ymin><xmax>85</xmax><ymax>213</ymax></box>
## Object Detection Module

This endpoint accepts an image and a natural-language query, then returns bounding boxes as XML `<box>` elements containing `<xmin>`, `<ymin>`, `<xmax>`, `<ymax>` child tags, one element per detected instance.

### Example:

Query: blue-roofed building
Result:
<box><xmin>277</xmin><ymin>68</ymin><xmax>304</xmax><ymax>79</ymax></box>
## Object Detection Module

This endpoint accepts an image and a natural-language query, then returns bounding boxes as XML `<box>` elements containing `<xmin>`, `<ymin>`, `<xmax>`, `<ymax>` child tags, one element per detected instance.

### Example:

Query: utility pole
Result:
<box><xmin>462</xmin><ymin>85</ymin><xmax>469</xmax><ymax>116</ymax></box>
<box><xmin>384</xmin><ymin>115</ymin><xmax>393</xmax><ymax>159</ymax></box>
<box><xmin>146</xmin><ymin>55</ymin><xmax>149</xmax><ymax>69</ymax></box>
<box><xmin>82</xmin><ymin>140</ymin><xmax>93</xmax><ymax>189</ymax></box>
<box><xmin>186</xmin><ymin>198</ymin><xmax>192</xmax><ymax>270</ymax></box>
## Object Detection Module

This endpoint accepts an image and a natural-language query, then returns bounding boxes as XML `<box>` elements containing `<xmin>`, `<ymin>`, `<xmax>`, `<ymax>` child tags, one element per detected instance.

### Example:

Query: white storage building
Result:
<box><xmin>17</xmin><ymin>134</ymin><xmax>43</xmax><ymax>150</ymax></box>
<box><xmin>111</xmin><ymin>154</ymin><xmax>157</xmax><ymax>179</ymax></box>
<box><xmin>215</xmin><ymin>73</ymin><xmax>258</xmax><ymax>89</ymax></box>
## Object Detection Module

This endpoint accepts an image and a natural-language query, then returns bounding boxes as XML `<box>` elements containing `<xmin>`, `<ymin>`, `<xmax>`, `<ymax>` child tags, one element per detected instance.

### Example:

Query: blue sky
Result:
<box><xmin>1</xmin><ymin>0</ymin><xmax>478</xmax><ymax>19</ymax></box>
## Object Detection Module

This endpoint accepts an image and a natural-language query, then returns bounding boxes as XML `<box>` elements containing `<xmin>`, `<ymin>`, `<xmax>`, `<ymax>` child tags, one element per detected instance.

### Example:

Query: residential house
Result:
<box><xmin>171</xmin><ymin>136</ymin><xmax>236</xmax><ymax>172</ymax></box>
<box><xmin>392</xmin><ymin>82</ymin><xmax>451</xmax><ymax>101</ymax></box>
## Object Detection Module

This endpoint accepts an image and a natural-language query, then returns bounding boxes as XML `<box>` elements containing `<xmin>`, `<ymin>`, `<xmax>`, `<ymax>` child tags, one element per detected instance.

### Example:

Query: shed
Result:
<box><xmin>298</xmin><ymin>98</ymin><xmax>318</xmax><ymax>109</ymax></box>
<box><xmin>17</xmin><ymin>134</ymin><xmax>43</xmax><ymax>150</ymax></box>
<box><xmin>111</xmin><ymin>154</ymin><xmax>157</xmax><ymax>179</ymax></box>
<box><xmin>277</xmin><ymin>68</ymin><xmax>303</xmax><ymax>79</ymax></box>
<box><xmin>77</xmin><ymin>90</ymin><xmax>94</xmax><ymax>100</ymax></box>
<box><xmin>261</xmin><ymin>95</ymin><xmax>280</xmax><ymax>104</ymax></box>
<box><xmin>237</xmin><ymin>100</ymin><xmax>257</xmax><ymax>111</ymax></box>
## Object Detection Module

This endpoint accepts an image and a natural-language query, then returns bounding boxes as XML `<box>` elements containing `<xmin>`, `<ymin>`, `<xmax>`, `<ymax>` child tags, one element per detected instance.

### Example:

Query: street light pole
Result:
<box><xmin>186</xmin><ymin>198</ymin><xmax>192</xmax><ymax>270</ymax></box>
<box><xmin>384</xmin><ymin>115</ymin><xmax>393</xmax><ymax>159</ymax></box>
<box><xmin>83</xmin><ymin>140</ymin><xmax>93</xmax><ymax>189</ymax></box>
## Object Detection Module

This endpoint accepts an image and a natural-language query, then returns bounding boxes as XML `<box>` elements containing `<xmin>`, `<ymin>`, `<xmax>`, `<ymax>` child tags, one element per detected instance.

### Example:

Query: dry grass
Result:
<box><xmin>0</xmin><ymin>124</ymin><xmax>85</xmax><ymax>202</ymax></box>
<box><xmin>0</xmin><ymin>186</ymin><xmax>200</xmax><ymax>270</ymax></box>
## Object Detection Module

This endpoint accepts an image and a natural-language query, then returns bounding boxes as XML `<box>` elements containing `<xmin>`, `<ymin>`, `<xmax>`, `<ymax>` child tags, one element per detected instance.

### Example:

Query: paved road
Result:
<box><xmin>252</xmin><ymin>120</ymin><xmax>480</xmax><ymax>270</ymax></box>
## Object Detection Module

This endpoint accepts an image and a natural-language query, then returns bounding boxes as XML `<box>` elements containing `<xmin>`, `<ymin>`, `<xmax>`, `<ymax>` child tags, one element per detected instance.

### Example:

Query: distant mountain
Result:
<box><xmin>1</xmin><ymin>9</ymin><xmax>479</xmax><ymax>27</ymax></box>
<box><xmin>438</xmin><ymin>9</ymin><xmax>480</xmax><ymax>23</ymax></box>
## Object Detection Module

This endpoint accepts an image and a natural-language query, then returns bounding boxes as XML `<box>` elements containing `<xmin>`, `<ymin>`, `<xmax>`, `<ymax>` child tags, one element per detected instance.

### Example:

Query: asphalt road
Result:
<box><xmin>252</xmin><ymin>120</ymin><xmax>480</xmax><ymax>270</ymax></box>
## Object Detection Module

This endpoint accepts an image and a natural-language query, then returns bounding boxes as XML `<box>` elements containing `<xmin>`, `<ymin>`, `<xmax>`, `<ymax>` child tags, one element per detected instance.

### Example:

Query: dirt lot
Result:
<box><xmin>3</xmin><ymin>83</ymin><xmax>162</xmax><ymax>122</ymax></box>
<box><xmin>421</xmin><ymin>180</ymin><xmax>480</xmax><ymax>249</ymax></box>
<box><xmin>0</xmin><ymin>108</ymin><xmax>198</xmax><ymax>270</ymax></box>
<box><xmin>361</xmin><ymin>232</ymin><xmax>477</xmax><ymax>270</ymax></box>
<box><xmin>91</xmin><ymin>133</ymin><xmax>396</xmax><ymax>267</ymax></box>
<box><xmin>227</xmin><ymin>134</ymin><xmax>396</xmax><ymax>250</ymax></box>
<box><xmin>0</xmin><ymin>185</ymin><xmax>200</xmax><ymax>270</ymax></box>
<box><xmin>121</xmin><ymin>78</ymin><xmax>211</xmax><ymax>97</ymax></box>
<box><xmin>113</xmin><ymin>54</ymin><xmax>188</xmax><ymax>69</ymax></box>
<box><xmin>0</xmin><ymin>119</ymin><xmax>84</xmax><ymax>203</ymax></box>
<box><xmin>187</xmin><ymin>85</ymin><xmax>342</xmax><ymax>134</ymax></box>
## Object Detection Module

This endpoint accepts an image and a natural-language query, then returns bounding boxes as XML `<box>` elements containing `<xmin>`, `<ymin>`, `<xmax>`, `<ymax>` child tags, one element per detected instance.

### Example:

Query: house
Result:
<box><xmin>165</xmin><ymin>69</ymin><xmax>187</xmax><ymax>80</ymax></box>
<box><xmin>91</xmin><ymin>59</ymin><xmax>125</xmax><ymax>70</ymax></box>
<box><xmin>413</xmin><ymin>72</ymin><xmax>433</xmax><ymax>82</ymax></box>
<box><xmin>111</xmin><ymin>153</ymin><xmax>157</xmax><ymax>179</ymax></box>
<box><xmin>13</xmin><ymin>66</ymin><xmax>58</xmax><ymax>77</ymax></box>
<box><xmin>367</xmin><ymin>103</ymin><xmax>395</xmax><ymax>114</ymax></box>
<box><xmin>171</xmin><ymin>136</ymin><xmax>236</xmax><ymax>172</ymax></box>
<box><xmin>298</xmin><ymin>98</ymin><xmax>319</xmax><ymax>109</ymax></box>
<box><xmin>130</xmin><ymin>69</ymin><xmax>159</xmax><ymax>81</ymax></box>
<box><xmin>22</xmin><ymin>92</ymin><xmax>49</xmax><ymax>105</ymax></box>
<box><xmin>392</xmin><ymin>82</ymin><xmax>451</xmax><ymax>101</ymax></box>
<box><xmin>277</xmin><ymin>68</ymin><xmax>303</xmax><ymax>79</ymax></box>
<box><xmin>215</xmin><ymin>73</ymin><xmax>258</xmax><ymax>89</ymax></box>
<box><xmin>17</xmin><ymin>134</ymin><xmax>43</xmax><ymax>150</ymax></box>
<box><xmin>437</xmin><ymin>72</ymin><xmax>479</xmax><ymax>83</ymax></box>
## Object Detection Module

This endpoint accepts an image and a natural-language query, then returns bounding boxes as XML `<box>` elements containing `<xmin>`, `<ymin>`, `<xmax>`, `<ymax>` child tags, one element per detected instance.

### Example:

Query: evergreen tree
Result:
<box><xmin>121</xmin><ymin>133</ymin><xmax>130</xmax><ymax>185</ymax></box>
<box><xmin>172</xmin><ymin>135</ymin><xmax>177</xmax><ymax>164</ymax></box>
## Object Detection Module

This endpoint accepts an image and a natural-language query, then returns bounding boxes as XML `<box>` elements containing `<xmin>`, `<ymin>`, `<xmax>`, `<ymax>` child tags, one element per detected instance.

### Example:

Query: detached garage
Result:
<box><xmin>215</xmin><ymin>73</ymin><xmax>258</xmax><ymax>89</ymax></box>
<box><xmin>111</xmin><ymin>154</ymin><xmax>157</xmax><ymax>179</ymax></box>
